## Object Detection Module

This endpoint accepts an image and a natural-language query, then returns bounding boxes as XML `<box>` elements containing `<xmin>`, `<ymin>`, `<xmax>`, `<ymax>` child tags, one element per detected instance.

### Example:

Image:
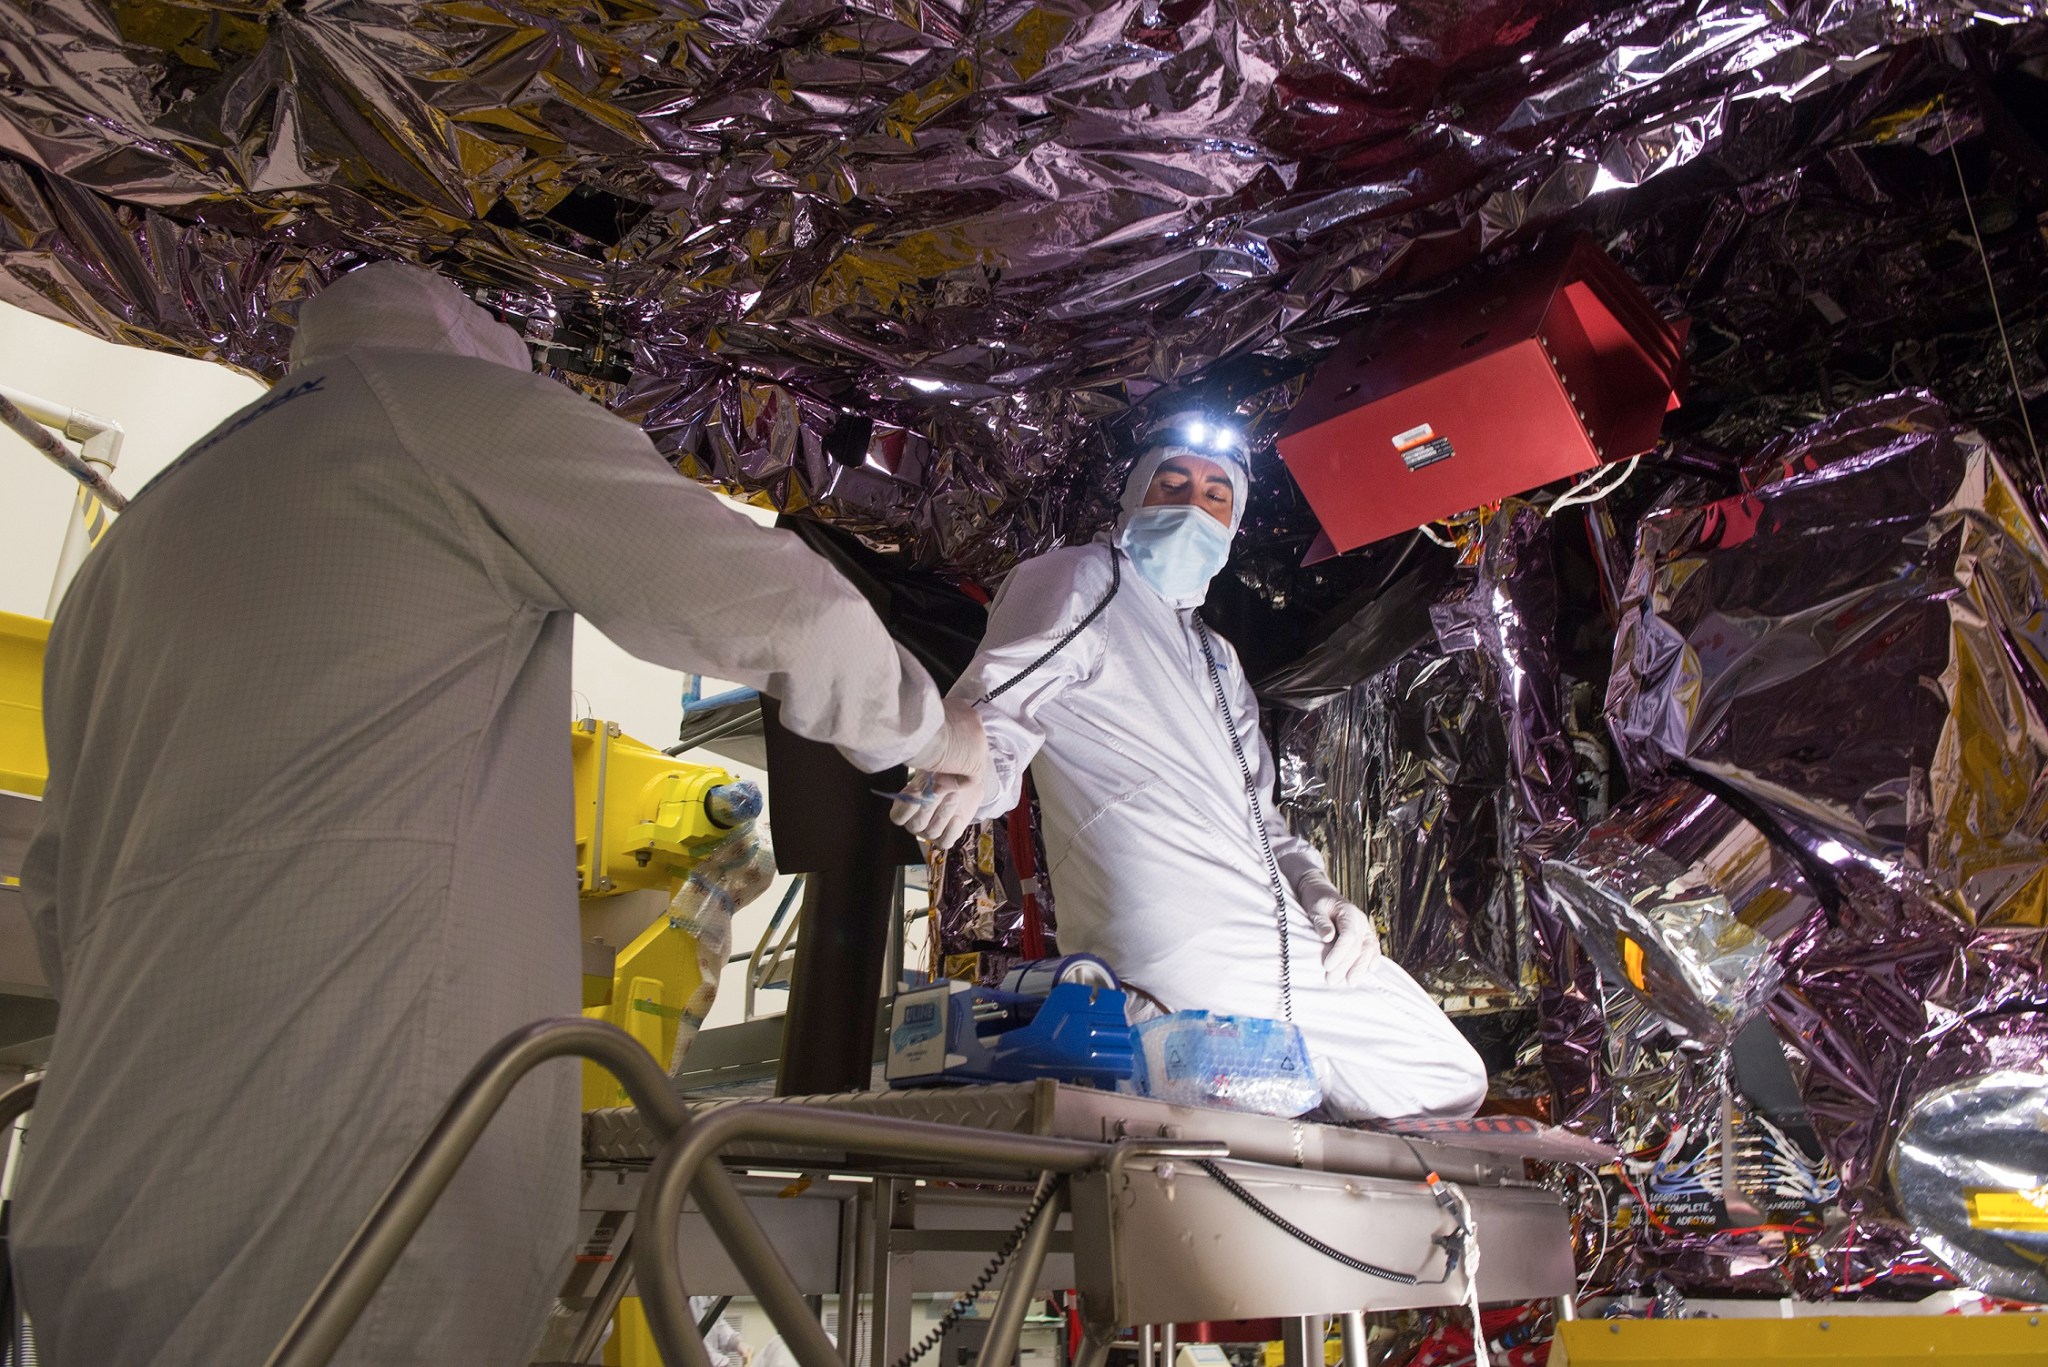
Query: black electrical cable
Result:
<box><xmin>975</xmin><ymin>551</ymin><xmax>1120</xmax><ymax>705</ymax></box>
<box><xmin>696</xmin><ymin>1295</ymin><xmax>735</xmax><ymax>1338</ymax></box>
<box><xmin>888</xmin><ymin>1175</ymin><xmax>1065</xmax><ymax>1367</ymax></box>
<box><xmin>1192</xmin><ymin>1159</ymin><xmax>1465</xmax><ymax>1287</ymax></box>
<box><xmin>1670</xmin><ymin>762</ymin><xmax>1843</xmax><ymax>926</ymax></box>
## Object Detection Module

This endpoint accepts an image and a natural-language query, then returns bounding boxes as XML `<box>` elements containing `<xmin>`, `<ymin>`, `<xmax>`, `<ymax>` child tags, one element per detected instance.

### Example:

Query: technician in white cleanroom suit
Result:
<box><xmin>896</xmin><ymin>417</ymin><xmax>1485</xmax><ymax>1121</ymax></box>
<box><xmin>15</xmin><ymin>261</ymin><xmax>987</xmax><ymax>1367</ymax></box>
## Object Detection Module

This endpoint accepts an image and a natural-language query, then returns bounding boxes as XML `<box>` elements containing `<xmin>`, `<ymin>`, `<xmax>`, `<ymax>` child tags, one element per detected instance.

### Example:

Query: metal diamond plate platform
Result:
<box><xmin>581</xmin><ymin>1081</ymin><xmax>1600</xmax><ymax>1182</ymax></box>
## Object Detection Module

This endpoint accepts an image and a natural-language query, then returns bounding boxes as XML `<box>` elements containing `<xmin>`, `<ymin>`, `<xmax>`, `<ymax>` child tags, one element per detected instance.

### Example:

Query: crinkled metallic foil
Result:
<box><xmin>1609</xmin><ymin>393</ymin><xmax>2048</xmax><ymax>930</ymax></box>
<box><xmin>931</xmin><ymin>804</ymin><xmax>1056</xmax><ymax>988</ymax></box>
<box><xmin>1442</xmin><ymin>502</ymin><xmax>1614</xmax><ymax>1129</ymax></box>
<box><xmin>1542</xmin><ymin>778</ymin><xmax>1815</xmax><ymax>1045</ymax></box>
<box><xmin>1892</xmin><ymin>1068</ymin><xmax>2048</xmax><ymax>1303</ymax></box>
<box><xmin>1276</xmin><ymin>636</ymin><xmax>1530</xmax><ymax>1006</ymax></box>
<box><xmin>4</xmin><ymin>2</ymin><xmax>2045</xmax><ymax>578</ymax></box>
<box><xmin>1604</xmin><ymin>393</ymin><xmax>2048</xmax><ymax>1295</ymax></box>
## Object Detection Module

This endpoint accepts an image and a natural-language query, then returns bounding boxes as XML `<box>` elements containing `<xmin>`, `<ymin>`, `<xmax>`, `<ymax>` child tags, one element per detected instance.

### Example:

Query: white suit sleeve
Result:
<box><xmin>1225</xmin><ymin>638</ymin><xmax>1335</xmax><ymax>899</ymax></box>
<box><xmin>951</xmin><ymin>546</ymin><xmax>1114</xmax><ymax>820</ymax></box>
<box><xmin>367</xmin><ymin>358</ymin><xmax>942</xmax><ymax>773</ymax></box>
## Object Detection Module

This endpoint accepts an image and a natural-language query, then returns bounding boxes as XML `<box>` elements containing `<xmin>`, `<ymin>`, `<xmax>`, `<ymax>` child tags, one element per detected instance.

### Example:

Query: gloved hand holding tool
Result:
<box><xmin>888</xmin><ymin>698</ymin><xmax>989</xmax><ymax>847</ymax></box>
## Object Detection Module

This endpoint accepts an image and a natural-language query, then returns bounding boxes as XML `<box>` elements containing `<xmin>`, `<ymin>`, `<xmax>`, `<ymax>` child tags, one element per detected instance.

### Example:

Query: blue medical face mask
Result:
<box><xmin>1119</xmin><ymin>505</ymin><xmax>1233</xmax><ymax>602</ymax></box>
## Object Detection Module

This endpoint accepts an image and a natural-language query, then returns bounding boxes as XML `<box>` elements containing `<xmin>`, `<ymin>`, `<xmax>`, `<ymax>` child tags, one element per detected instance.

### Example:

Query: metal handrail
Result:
<box><xmin>632</xmin><ymin>1104</ymin><xmax>1223</xmax><ymax>1367</ymax></box>
<box><xmin>0</xmin><ymin>391</ymin><xmax>127</xmax><ymax>513</ymax></box>
<box><xmin>263</xmin><ymin>1017</ymin><xmax>703</xmax><ymax>1367</ymax></box>
<box><xmin>744</xmin><ymin>874</ymin><xmax>805</xmax><ymax>1020</ymax></box>
<box><xmin>0</xmin><ymin>1078</ymin><xmax>37</xmax><ymax>1133</ymax></box>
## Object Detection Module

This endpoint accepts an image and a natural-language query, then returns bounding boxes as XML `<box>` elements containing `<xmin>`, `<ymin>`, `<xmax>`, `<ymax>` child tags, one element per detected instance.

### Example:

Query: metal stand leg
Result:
<box><xmin>1553</xmin><ymin>1295</ymin><xmax>1578</xmax><ymax>1323</ymax></box>
<box><xmin>871</xmin><ymin>1179</ymin><xmax>915</xmax><ymax>1367</ymax></box>
<box><xmin>976</xmin><ymin>1179</ymin><xmax>1066</xmax><ymax>1367</ymax></box>
<box><xmin>565</xmin><ymin>1232</ymin><xmax>638</xmax><ymax>1365</ymax></box>
<box><xmin>1160</xmin><ymin>1323</ymin><xmax>1176</xmax><ymax>1367</ymax></box>
<box><xmin>1337</xmin><ymin>1312</ymin><xmax>1368</xmax><ymax>1367</ymax></box>
<box><xmin>1072</xmin><ymin>1333</ymin><xmax>1112</xmax><ymax>1367</ymax></box>
<box><xmin>1140</xmin><ymin>1326</ymin><xmax>1155</xmax><ymax>1367</ymax></box>
<box><xmin>838</xmin><ymin>1190</ymin><xmax>863</xmax><ymax>1358</ymax></box>
<box><xmin>1279</xmin><ymin>1317</ymin><xmax>1319</xmax><ymax>1367</ymax></box>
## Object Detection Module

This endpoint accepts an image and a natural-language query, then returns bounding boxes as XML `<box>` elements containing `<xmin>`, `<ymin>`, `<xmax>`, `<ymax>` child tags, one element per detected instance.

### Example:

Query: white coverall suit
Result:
<box><xmin>15</xmin><ymin>263</ymin><xmax>944</xmax><ymax>1365</ymax></box>
<box><xmin>955</xmin><ymin>455</ymin><xmax>1486</xmax><ymax>1122</ymax></box>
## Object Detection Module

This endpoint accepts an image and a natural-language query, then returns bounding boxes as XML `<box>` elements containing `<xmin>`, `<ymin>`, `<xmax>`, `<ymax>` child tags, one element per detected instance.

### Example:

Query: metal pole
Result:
<box><xmin>1160</xmin><ymin>1322</ymin><xmax>1177</xmax><ymax>1367</ymax></box>
<box><xmin>870</xmin><ymin>1180</ymin><xmax>912</xmax><ymax>1367</ymax></box>
<box><xmin>1071</xmin><ymin>1332</ymin><xmax>1112</xmax><ymax>1367</ymax></box>
<box><xmin>1552</xmin><ymin>1295</ymin><xmax>1578</xmax><ymax>1323</ymax></box>
<box><xmin>0</xmin><ymin>393</ymin><xmax>127</xmax><ymax>513</ymax></box>
<box><xmin>1337</xmin><ymin>1312</ymin><xmax>1367</xmax><ymax>1367</ymax></box>
<box><xmin>0</xmin><ymin>1079</ymin><xmax>38</xmax><ymax>1134</ymax></box>
<box><xmin>974</xmin><ymin>1179</ymin><xmax>1067</xmax><ymax>1367</ymax></box>
<box><xmin>1279</xmin><ymin>1317</ymin><xmax>1318</xmax><ymax>1367</ymax></box>
<box><xmin>1140</xmin><ymin>1327</ymin><xmax>1156</xmax><ymax>1367</ymax></box>
<box><xmin>698</xmin><ymin>1296</ymin><xmax>736</xmax><ymax>1337</ymax></box>
<box><xmin>264</xmin><ymin>1019</ymin><xmax>687</xmax><ymax>1367</ymax></box>
<box><xmin>748</xmin><ymin>875</ymin><xmax>806</xmax><ymax>1023</ymax></box>
<box><xmin>564</xmin><ymin>1232</ymin><xmax>640</xmax><ymax>1365</ymax></box>
<box><xmin>0</xmin><ymin>1076</ymin><xmax>39</xmax><ymax>1224</ymax></box>
<box><xmin>837</xmin><ymin>1185</ymin><xmax>862</xmax><ymax>1364</ymax></box>
<box><xmin>45</xmin><ymin>423</ymin><xmax>122</xmax><ymax>615</ymax></box>
<box><xmin>883</xmin><ymin>867</ymin><xmax>906</xmax><ymax>996</ymax></box>
<box><xmin>635</xmin><ymin>1109</ymin><xmax>1177</xmax><ymax>1367</ymax></box>
<box><xmin>696</xmin><ymin>1157</ymin><xmax>846</xmax><ymax>1367</ymax></box>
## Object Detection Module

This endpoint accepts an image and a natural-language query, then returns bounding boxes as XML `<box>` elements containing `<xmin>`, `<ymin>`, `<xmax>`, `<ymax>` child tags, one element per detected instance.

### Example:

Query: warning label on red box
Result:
<box><xmin>1401</xmin><ymin>435</ymin><xmax>1455</xmax><ymax>471</ymax></box>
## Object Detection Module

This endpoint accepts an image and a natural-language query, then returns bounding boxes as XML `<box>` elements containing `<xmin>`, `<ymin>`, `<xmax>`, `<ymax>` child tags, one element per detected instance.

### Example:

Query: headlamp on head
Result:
<box><xmin>1151</xmin><ymin>408</ymin><xmax>1248</xmax><ymax>468</ymax></box>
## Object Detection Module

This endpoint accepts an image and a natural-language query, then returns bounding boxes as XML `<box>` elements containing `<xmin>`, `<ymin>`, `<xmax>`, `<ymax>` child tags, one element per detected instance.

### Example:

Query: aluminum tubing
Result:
<box><xmin>636</xmin><ymin>1106</ymin><xmax>1110</xmax><ymax>1367</ymax></box>
<box><xmin>0</xmin><ymin>1079</ymin><xmax>38</xmax><ymax>1132</ymax></box>
<box><xmin>265</xmin><ymin>1018</ymin><xmax>686</xmax><ymax>1367</ymax></box>
<box><xmin>0</xmin><ymin>394</ymin><xmax>127</xmax><ymax>511</ymax></box>
<box><xmin>564</xmin><ymin>1230</ymin><xmax>640</xmax><ymax>1365</ymax></box>
<box><xmin>974</xmin><ymin>1179</ymin><xmax>1068</xmax><ymax>1367</ymax></box>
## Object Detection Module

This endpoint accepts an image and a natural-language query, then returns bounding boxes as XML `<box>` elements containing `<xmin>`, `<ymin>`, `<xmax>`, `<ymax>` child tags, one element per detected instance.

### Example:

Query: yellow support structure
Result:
<box><xmin>0</xmin><ymin>611</ymin><xmax>50</xmax><ymax>797</ymax></box>
<box><xmin>1550</xmin><ymin>1313</ymin><xmax>2048</xmax><ymax>1365</ymax></box>
<box><xmin>571</xmin><ymin>718</ymin><xmax>741</xmax><ymax>1109</ymax></box>
<box><xmin>578</xmin><ymin>907</ymin><xmax>704</xmax><ymax>1109</ymax></box>
<box><xmin>602</xmin><ymin>1297</ymin><xmax>662</xmax><ymax>1367</ymax></box>
<box><xmin>571</xmin><ymin>718</ymin><xmax>738</xmax><ymax>895</ymax></box>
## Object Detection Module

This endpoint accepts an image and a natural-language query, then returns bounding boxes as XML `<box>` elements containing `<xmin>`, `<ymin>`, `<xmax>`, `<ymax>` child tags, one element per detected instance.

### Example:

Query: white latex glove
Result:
<box><xmin>889</xmin><ymin>771</ymin><xmax>982</xmax><ymax>849</ymax></box>
<box><xmin>1300</xmin><ymin>873</ymin><xmax>1381</xmax><ymax>988</ymax></box>
<box><xmin>907</xmin><ymin>697</ymin><xmax>987</xmax><ymax>778</ymax></box>
<box><xmin>890</xmin><ymin>700</ymin><xmax>988</xmax><ymax>848</ymax></box>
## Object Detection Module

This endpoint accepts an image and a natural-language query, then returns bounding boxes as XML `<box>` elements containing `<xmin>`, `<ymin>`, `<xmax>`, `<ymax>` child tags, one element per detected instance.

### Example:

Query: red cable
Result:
<box><xmin>1008</xmin><ymin>773</ymin><xmax>1046</xmax><ymax>959</ymax></box>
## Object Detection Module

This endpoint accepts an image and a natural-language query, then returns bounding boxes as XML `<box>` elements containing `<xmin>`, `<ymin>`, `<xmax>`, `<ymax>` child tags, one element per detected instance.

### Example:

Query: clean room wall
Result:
<box><xmin>0</xmin><ymin>303</ymin><xmax>268</xmax><ymax>620</ymax></box>
<box><xmin>0</xmin><ymin>301</ymin><xmax>831</xmax><ymax>1035</ymax></box>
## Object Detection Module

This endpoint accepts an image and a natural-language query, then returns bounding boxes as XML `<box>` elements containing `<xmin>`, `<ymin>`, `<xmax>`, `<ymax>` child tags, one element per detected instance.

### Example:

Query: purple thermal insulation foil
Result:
<box><xmin>3</xmin><ymin>3</ymin><xmax>2044</xmax><ymax>581</ymax></box>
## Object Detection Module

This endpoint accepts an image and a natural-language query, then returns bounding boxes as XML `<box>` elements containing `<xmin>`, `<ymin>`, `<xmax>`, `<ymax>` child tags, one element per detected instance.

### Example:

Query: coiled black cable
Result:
<box><xmin>889</xmin><ymin>1174</ymin><xmax>1065</xmax><ymax>1367</ymax></box>
<box><xmin>976</xmin><ymin>551</ymin><xmax>1121</xmax><ymax>705</ymax></box>
<box><xmin>1193</xmin><ymin>617</ymin><xmax>1296</xmax><ymax>1024</ymax></box>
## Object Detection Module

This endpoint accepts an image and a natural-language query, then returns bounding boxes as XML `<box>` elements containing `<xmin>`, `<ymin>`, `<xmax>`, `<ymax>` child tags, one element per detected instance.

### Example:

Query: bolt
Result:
<box><xmin>606</xmin><ymin>721</ymin><xmax>621</xmax><ymax>736</ymax></box>
<box><xmin>1608</xmin><ymin>1324</ymin><xmax>1620</xmax><ymax>1335</ymax></box>
<box><xmin>1817</xmin><ymin>1321</ymin><xmax>1829</xmax><ymax>1331</ymax></box>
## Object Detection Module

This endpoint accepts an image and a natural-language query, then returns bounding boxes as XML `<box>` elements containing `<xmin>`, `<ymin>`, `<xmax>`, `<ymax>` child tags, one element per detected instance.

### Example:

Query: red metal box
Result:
<box><xmin>1276</xmin><ymin>237</ymin><xmax>1687</xmax><ymax>556</ymax></box>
